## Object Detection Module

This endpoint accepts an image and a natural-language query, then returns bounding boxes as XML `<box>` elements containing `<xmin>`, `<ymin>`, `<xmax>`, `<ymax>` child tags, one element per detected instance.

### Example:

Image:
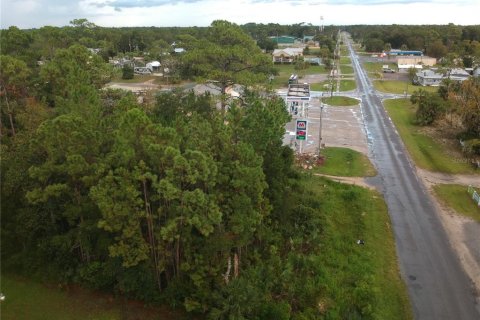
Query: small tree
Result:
<box><xmin>122</xmin><ymin>64</ymin><xmax>134</xmax><ymax>80</ymax></box>
<box><xmin>408</xmin><ymin>67</ymin><xmax>417</xmax><ymax>83</ymax></box>
<box><xmin>410</xmin><ymin>89</ymin><xmax>446</xmax><ymax>125</ymax></box>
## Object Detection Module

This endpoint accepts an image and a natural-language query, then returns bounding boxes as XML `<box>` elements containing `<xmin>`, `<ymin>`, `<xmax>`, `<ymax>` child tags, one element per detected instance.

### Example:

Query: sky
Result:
<box><xmin>1</xmin><ymin>0</ymin><xmax>479</xmax><ymax>29</ymax></box>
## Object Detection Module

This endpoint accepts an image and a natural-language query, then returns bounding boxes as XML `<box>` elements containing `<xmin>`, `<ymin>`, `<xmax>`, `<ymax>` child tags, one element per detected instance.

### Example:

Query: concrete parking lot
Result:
<box><xmin>284</xmin><ymin>97</ymin><xmax>368</xmax><ymax>155</ymax></box>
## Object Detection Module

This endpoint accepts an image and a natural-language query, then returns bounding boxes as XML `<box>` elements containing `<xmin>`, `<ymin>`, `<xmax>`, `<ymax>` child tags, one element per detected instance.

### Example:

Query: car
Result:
<box><xmin>383</xmin><ymin>68</ymin><xmax>396</xmax><ymax>73</ymax></box>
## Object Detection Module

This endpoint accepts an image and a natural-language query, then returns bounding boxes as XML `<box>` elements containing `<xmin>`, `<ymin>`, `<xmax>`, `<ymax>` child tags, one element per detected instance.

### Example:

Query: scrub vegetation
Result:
<box><xmin>383</xmin><ymin>99</ymin><xmax>477</xmax><ymax>173</ymax></box>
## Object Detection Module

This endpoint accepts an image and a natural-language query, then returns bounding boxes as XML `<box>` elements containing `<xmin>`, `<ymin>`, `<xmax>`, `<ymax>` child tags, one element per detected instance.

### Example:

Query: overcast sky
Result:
<box><xmin>1</xmin><ymin>0</ymin><xmax>479</xmax><ymax>29</ymax></box>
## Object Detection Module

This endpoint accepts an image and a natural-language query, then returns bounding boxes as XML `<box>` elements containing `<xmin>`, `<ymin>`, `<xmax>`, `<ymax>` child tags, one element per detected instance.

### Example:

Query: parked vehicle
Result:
<box><xmin>383</xmin><ymin>68</ymin><xmax>395</xmax><ymax>73</ymax></box>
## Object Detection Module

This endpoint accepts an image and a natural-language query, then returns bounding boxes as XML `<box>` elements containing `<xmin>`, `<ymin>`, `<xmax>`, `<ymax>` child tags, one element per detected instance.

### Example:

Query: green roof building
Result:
<box><xmin>269</xmin><ymin>36</ymin><xmax>297</xmax><ymax>44</ymax></box>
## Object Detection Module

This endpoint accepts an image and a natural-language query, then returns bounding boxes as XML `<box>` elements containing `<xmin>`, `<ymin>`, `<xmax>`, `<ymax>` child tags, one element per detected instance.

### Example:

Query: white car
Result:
<box><xmin>383</xmin><ymin>68</ymin><xmax>395</xmax><ymax>73</ymax></box>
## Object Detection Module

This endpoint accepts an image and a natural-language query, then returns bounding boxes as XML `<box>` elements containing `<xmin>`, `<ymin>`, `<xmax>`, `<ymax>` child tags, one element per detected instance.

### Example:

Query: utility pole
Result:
<box><xmin>318</xmin><ymin>99</ymin><xmax>324</xmax><ymax>155</ymax></box>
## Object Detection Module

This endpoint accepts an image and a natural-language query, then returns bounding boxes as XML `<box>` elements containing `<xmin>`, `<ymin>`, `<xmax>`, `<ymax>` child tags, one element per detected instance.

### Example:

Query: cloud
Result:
<box><xmin>91</xmin><ymin>0</ymin><xmax>202</xmax><ymax>9</ymax></box>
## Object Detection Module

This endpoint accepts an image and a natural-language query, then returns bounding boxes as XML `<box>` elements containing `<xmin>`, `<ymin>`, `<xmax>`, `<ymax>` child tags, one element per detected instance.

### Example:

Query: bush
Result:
<box><xmin>122</xmin><ymin>65</ymin><xmax>134</xmax><ymax>79</ymax></box>
<box><xmin>410</xmin><ymin>90</ymin><xmax>446</xmax><ymax>125</ymax></box>
<box><xmin>463</xmin><ymin>139</ymin><xmax>480</xmax><ymax>156</ymax></box>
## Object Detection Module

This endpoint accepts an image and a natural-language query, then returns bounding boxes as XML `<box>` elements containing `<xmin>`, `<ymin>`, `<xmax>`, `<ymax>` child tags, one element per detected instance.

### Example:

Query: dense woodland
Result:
<box><xmin>0</xmin><ymin>20</ymin><xmax>478</xmax><ymax>318</ymax></box>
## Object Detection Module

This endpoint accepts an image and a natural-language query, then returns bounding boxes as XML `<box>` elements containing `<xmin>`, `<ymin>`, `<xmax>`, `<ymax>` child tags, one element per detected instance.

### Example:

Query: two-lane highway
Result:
<box><xmin>346</xmin><ymin>35</ymin><xmax>479</xmax><ymax>319</ymax></box>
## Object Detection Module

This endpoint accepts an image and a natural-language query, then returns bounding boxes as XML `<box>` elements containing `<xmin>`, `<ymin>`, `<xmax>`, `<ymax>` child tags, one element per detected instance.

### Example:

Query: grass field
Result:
<box><xmin>299</xmin><ymin>175</ymin><xmax>412</xmax><ymax>320</ymax></box>
<box><xmin>321</xmin><ymin>96</ymin><xmax>359</xmax><ymax>106</ymax></box>
<box><xmin>433</xmin><ymin>184</ymin><xmax>480</xmax><ymax>222</ymax></box>
<box><xmin>313</xmin><ymin>147</ymin><xmax>376</xmax><ymax>177</ymax></box>
<box><xmin>383</xmin><ymin>99</ymin><xmax>477</xmax><ymax>174</ymax></box>
<box><xmin>271</xmin><ymin>64</ymin><xmax>327</xmax><ymax>88</ymax></box>
<box><xmin>0</xmin><ymin>275</ymin><xmax>188</xmax><ymax>320</ymax></box>
<box><xmin>374</xmin><ymin>80</ymin><xmax>437</xmax><ymax>94</ymax></box>
<box><xmin>340</xmin><ymin>57</ymin><xmax>351</xmax><ymax>64</ymax></box>
<box><xmin>340</xmin><ymin>65</ymin><xmax>354</xmax><ymax>74</ymax></box>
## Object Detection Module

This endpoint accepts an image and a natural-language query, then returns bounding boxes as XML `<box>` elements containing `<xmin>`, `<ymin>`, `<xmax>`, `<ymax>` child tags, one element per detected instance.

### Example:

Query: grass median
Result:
<box><xmin>383</xmin><ymin>99</ymin><xmax>477</xmax><ymax>174</ymax></box>
<box><xmin>321</xmin><ymin>96</ymin><xmax>359</xmax><ymax>106</ymax></box>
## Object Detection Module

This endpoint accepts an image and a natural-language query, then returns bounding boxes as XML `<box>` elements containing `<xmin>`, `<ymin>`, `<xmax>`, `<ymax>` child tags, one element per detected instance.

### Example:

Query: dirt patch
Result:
<box><xmin>313</xmin><ymin>173</ymin><xmax>376</xmax><ymax>190</ymax></box>
<box><xmin>419</xmin><ymin>168</ymin><xmax>480</xmax><ymax>295</ymax></box>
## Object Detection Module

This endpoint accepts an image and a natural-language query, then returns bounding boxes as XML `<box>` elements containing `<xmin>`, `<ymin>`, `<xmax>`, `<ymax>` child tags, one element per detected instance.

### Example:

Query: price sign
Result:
<box><xmin>296</xmin><ymin>120</ymin><xmax>307</xmax><ymax>140</ymax></box>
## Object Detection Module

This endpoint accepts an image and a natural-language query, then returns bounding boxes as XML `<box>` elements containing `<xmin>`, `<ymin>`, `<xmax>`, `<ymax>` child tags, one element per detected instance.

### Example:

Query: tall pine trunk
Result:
<box><xmin>142</xmin><ymin>180</ymin><xmax>162</xmax><ymax>291</ymax></box>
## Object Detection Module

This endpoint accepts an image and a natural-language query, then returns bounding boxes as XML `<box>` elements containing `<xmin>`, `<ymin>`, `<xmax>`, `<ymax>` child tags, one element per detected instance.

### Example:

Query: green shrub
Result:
<box><xmin>463</xmin><ymin>139</ymin><xmax>480</xmax><ymax>156</ymax></box>
<box><xmin>122</xmin><ymin>65</ymin><xmax>134</xmax><ymax>79</ymax></box>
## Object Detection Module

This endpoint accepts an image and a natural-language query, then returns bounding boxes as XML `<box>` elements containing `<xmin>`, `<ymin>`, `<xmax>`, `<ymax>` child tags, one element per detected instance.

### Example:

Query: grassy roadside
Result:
<box><xmin>312</xmin><ymin>147</ymin><xmax>376</xmax><ymax>177</ymax></box>
<box><xmin>433</xmin><ymin>184</ymin><xmax>480</xmax><ymax>222</ymax></box>
<box><xmin>0</xmin><ymin>274</ymin><xmax>189</xmax><ymax>320</ymax></box>
<box><xmin>299</xmin><ymin>175</ymin><xmax>412</xmax><ymax>319</ymax></box>
<box><xmin>373</xmin><ymin>80</ymin><xmax>437</xmax><ymax>94</ymax></box>
<box><xmin>321</xmin><ymin>96</ymin><xmax>359</xmax><ymax>106</ymax></box>
<box><xmin>383</xmin><ymin>99</ymin><xmax>477</xmax><ymax>174</ymax></box>
<box><xmin>363</xmin><ymin>62</ymin><xmax>396</xmax><ymax>73</ymax></box>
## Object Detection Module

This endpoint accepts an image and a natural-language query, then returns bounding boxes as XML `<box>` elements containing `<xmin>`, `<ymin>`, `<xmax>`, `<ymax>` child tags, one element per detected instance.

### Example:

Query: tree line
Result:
<box><xmin>346</xmin><ymin>24</ymin><xmax>480</xmax><ymax>64</ymax></box>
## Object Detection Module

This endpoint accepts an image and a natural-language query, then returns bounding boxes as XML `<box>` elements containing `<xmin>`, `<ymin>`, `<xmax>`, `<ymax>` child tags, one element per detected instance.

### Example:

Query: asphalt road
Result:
<box><xmin>346</xmin><ymin>35</ymin><xmax>480</xmax><ymax>319</ymax></box>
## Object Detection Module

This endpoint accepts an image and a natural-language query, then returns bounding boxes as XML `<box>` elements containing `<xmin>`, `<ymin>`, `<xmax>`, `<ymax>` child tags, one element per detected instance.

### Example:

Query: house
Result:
<box><xmin>146</xmin><ymin>61</ymin><xmax>161</xmax><ymax>72</ymax></box>
<box><xmin>272</xmin><ymin>48</ymin><xmax>303</xmax><ymax>63</ymax></box>
<box><xmin>414</xmin><ymin>69</ymin><xmax>444</xmax><ymax>86</ymax></box>
<box><xmin>447</xmin><ymin>68</ymin><xmax>470</xmax><ymax>82</ymax></box>
<box><xmin>414</xmin><ymin>68</ymin><xmax>471</xmax><ymax>86</ymax></box>
<box><xmin>397</xmin><ymin>56</ymin><xmax>436</xmax><ymax>70</ymax></box>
